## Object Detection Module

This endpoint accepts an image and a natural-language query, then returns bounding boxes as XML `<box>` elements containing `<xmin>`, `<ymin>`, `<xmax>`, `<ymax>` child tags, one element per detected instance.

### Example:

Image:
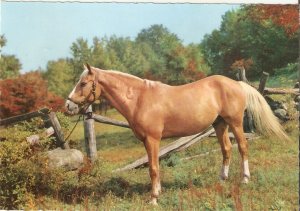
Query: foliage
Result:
<box><xmin>0</xmin><ymin>35</ymin><xmax>21</xmax><ymax>79</ymax></box>
<box><xmin>0</xmin><ymin>72</ymin><xmax>64</xmax><ymax>118</ymax></box>
<box><xmin>267</xmin><ymin>62</ymin><xmax>299</xmax><ymax>88</ymax></box>
<box><xmin>0</xmin><ymin>113</ymin><xmax>73</xmax><ymax>209</ymax></box>
<box><xmin>245</xmin><ymin>5</ymin><xmax>299</xmax><ymax>36</ymax></box>
<box><xmin>44</xmin><ymin>59</ymin><xmax>74</xmax><ymax>98</ymax></box>
<box><xmin>70</xmin><ymin>38</ymin><xmax>93</xmax><ymax>82</ymax></box>
<box><xmin>45</xmin><ymin>24</ymin><xmax>209</xmax><ymax>92</ymax></box>
<box><xmin>201</xmin><ymin>6</ymin><xmax>298</xmax><ymax>79</ymax></box>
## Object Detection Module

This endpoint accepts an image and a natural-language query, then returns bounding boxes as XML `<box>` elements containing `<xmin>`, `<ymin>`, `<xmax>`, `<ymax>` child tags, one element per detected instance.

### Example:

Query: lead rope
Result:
<box><xmin>64</xmin><ymin>100</ymin><xmax>95</xmax><ymax>143</ymax></box>
<box><xmin>64</xmin><ymin>114</ymin><xmax>83</xmax><ymax>143</ymax></box>
<box><xmin>64</xmin><ymin>79</ymin><xmax>97</xmax><ymax>143</ymax></box>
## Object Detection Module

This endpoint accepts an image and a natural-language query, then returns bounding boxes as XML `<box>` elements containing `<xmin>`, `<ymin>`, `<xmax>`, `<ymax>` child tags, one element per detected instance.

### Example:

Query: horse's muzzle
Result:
<box><xmin>65</xmin><ymin>100</ymin><xmax>80</xmax><ymax>115</ymax></box>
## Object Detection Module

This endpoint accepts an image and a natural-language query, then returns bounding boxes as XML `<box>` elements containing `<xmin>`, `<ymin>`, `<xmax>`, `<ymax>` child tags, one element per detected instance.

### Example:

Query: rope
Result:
<box><xmin>64</xmin><ymin>114</ymin><xmax>83</xmax><ymax>143</ymax></box>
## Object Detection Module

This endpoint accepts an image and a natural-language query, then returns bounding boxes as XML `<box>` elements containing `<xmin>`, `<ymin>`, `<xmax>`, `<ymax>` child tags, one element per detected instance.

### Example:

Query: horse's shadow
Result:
<box><xmin>94</xmin><ymin>176</ymin><xmax>198</xmax><ymax>199</ymax></box>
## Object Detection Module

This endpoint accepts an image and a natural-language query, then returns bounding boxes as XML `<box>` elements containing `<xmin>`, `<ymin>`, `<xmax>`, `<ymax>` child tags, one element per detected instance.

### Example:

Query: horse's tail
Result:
<box><xmin>239</xmin><ymin>81</ymin><xmax>289</xmax><ymax>140</ymax></box>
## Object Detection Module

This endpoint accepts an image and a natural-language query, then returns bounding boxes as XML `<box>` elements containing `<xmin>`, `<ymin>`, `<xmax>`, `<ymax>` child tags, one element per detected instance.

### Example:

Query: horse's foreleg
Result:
<box><xmin>213</xmin><ymin>118</ymin><xmax>232</xmax><ymax>180</ymax></box>
<box><xmin>230</xmin><ymin>123</ymin><xmax>250</xmax><ymax>183</ymax></box>
<box><xmin>144</xmin><ymin>136</ymin><xmax>161</xmax><ymax>205</ymax></box>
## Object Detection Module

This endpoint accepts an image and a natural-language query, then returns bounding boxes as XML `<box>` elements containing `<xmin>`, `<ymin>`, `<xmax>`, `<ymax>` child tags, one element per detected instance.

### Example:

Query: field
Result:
<box><xmin>38</xmin><ymin>99</ymin><xmax>298</xmax><ymax>210</ymax></box>
<box><xmin>0</xmin><ymin>86</ymin><xmax>298</xmax><ymax>210</ymax></box>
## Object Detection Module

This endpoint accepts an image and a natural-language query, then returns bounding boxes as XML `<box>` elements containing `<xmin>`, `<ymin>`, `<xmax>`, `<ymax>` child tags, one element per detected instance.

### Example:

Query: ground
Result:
<box><xmin>38</xmin><ymin>101</ymin><xmax>298</xmax><ymax>210</ymax></box>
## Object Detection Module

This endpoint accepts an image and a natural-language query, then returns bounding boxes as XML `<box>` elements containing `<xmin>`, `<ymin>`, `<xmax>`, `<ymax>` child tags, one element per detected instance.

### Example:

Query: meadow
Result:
<box><xmin>38</xmin><ymin>95</ymin><xmax>299</xmax><ymax>210</ymax></box>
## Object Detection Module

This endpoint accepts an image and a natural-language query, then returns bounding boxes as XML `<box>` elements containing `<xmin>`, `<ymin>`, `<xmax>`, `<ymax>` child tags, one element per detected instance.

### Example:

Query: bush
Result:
<box><xmin>0</xmin><ymin>114</ymin><xmax>73</xmax><ymax>209</ymax></box>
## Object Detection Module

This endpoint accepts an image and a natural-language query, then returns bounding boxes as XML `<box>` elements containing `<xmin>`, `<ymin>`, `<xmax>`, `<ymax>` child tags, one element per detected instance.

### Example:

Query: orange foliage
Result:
<box><xmin>230</xmin><ymin>58</ymin><xmax>253</xmax><ymax>71</ymax></box>
<box><xmin>183</xmin><ymin>59</ymin><xmax>206</xmax><ymax>81</ymax></box>
<box><xmin>247</xmin><ymin>5</ymin><xmax>299</xmax><ymax>36</ymax></box>
<box><xmin>0</xmin><ymin>72</ymin><xmax>64</xmax><ymax>118</ymax></box>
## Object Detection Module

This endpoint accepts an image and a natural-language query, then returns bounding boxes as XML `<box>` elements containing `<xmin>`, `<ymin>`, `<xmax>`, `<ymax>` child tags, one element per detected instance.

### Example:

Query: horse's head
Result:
<box><xmin>65</xmin><ymin>64</ymin><xmax>102</xmax><ymax>115</ymax></box>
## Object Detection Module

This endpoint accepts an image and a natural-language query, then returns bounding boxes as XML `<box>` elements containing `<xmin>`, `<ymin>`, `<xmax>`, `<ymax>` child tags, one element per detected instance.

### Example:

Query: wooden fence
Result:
<box><xmin>1</xmin><ymin>70</ymin><xmax>298</xmax><ymax>169</ymax></box>
<box><xmin>0</xmin><ymin>108</ymin><xmax>69</xmax><ymax>149</ymax></box>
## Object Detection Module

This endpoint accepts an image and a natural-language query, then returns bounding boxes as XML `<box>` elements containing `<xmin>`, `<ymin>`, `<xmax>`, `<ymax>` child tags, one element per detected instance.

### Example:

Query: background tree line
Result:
<box><xmin>0</xmin><ymin>5</ymin><xmax>298</xmax><ymax>118</ymax></box>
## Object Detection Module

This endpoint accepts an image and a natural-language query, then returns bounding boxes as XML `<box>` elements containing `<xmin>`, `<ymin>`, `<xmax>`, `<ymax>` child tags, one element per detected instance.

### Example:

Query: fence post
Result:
<box><xmin>258</xmin><ymin>72</ymin><xmax>269</xmax><ymax>95</ymax></box>
<box><xmin>48</xmin><ymin>112</ymin><xmax>70</xmax><ymax>149</ymax></box>
<box><xmin>84</xmin><ymin>105</ymin><xmax>97</xmax><ymax>163</ymax></box>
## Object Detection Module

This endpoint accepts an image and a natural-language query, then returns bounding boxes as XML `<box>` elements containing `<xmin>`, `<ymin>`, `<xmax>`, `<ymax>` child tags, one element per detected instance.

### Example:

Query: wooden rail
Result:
<box><xmin>0</xmin><ymin>108</ymin><xmax>49</xmax><ymax>126</ymax></box>
<box><xmin>92</xmin><ymin>114</ymin><xmax>130</xmax><ymax>128</ymax></box>
<box><xmin>0</xmin><ymin>108</ymin><xmax>69</xmax><ymax>149</ymax></box>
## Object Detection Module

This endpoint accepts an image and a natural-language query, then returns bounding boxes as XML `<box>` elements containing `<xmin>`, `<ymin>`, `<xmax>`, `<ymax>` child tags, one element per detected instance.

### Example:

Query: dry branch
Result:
<box><xmin>181</xmin><ymin>134</ymin><xmax>260</xmax><ymax>161</ymax></box>
<box><xmin>263</xmin><ymin>87</ymin><xmax>299</xmax><ymax>95</ymax></box>
<box><xmin>114</xmin><ymin>127</ymin><xmax>215</xmax><ymax>172</ymax></box>
<box><xmin>26</xmin><ymin>127</ymin><xmax>55</xmax><ymax>145</ymax></box>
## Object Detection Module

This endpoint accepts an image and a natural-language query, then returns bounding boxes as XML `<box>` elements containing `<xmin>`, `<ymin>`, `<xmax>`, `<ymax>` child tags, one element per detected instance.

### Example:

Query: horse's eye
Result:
<box><xmin>80</xmin><ymin>82</ymin><xmax>87</xmax><ymax>87</ymax></box>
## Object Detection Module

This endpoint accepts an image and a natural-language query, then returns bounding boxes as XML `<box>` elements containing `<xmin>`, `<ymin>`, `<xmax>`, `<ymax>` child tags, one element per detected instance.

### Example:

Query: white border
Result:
<box><xmin>2</xmin><ymin>0</ymin><xmax>299</xmax><ymax>4</ymax></box>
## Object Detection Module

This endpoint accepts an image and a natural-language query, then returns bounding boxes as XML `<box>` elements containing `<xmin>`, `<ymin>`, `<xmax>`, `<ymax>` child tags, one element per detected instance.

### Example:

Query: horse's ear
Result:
<box><xmin>85</xmin><ymin>63</ymin><xmax>93</xmax><ymax>75</ymax></box>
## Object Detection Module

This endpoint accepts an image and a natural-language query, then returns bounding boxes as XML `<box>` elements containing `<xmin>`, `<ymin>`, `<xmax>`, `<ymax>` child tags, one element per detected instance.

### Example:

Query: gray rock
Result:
<box><xmin>294</xmin><ymin>95</ymin><xmax>300</xmax><ymax>103</ymax></box>
<box><xmin>265</xmin><ymin>96</ymin><xmax>285</xmax><ymax>110</ymax></box>
<box><xmin>45</xmin><ymin>148</ymin><xmax>84</xmax><ymax>171</ymax></box>
<box><xmin>274</xmin><ymin>109</ymin><xmax>289</xmax><ymax>121</ymax></box>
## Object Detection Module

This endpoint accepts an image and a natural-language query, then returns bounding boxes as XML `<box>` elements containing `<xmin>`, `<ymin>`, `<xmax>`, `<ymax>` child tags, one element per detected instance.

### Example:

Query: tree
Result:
<box><xmin>70</xmin><ymin>38</ymin><xmax>93</xmax><ymax>81</ymax></box>
<box><xmin>201</xmin><ymin>7</ymin><xmax>298</xmax><ymax>79</ymax></box>
<box><xmin>44</xmin><ymin>59</ymin><xmax>74</xmax><ymax>98</ymax></box>
<box><xmin>136</xmin><ymin>24</ymin><xmax>190</xmax><ymax>84</ymax></box>
<box><xmin>245</xmin><ymin>5</ymin><xmax>299</xmax><ymax>37</ymax></box>
<box><xmin>0</xmin><ymin>55</ymin><xmax>22</xmax><ymax>79</ymax></box>
<box><xmin>0</xmin><ymin>72</ymin><xmax>64</xmax><ymax>118</ymax></box>
<box><xmin>0</xmin><ymin>35</ymin><xmax>21</xmax><ymax>79</ymax></box>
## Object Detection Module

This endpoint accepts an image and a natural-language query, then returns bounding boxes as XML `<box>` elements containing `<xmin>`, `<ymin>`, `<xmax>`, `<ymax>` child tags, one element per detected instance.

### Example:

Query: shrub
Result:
<box><xmin>0</xmin><ymin>72</ymin><xmax>64</xmax><ymax>118</ymax></box>
<box><xmin>0</xmin><ymin>114</ymin><xmax>73</xmax><ymax>209</ymax></box>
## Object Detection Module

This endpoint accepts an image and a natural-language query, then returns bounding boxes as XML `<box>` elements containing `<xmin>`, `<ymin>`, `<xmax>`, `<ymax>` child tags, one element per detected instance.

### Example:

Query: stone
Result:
<box><xmin>45</xmin><ymin>148</ymin><xmax>84</xmax><ymax>171</ymax></box>
<box><xmin>274</xmin><ymin>109</ymin><xmax>289</xmax><ymax>121</ymax></box>
<box><xmin>265</xmin><ymin>96</ymin><xmax>288</xmax><ymax>111</ymax></box>
<box><xmin>294</xmin><ymin>95</ymin><xmax>300</xmax><ymax>103</ymax></box>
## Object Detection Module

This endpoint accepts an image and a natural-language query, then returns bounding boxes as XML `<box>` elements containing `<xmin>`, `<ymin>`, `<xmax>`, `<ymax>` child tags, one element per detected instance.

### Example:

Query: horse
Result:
<box><xmin>65</xmin><ymin>64</ymin><xmax>288</xmax><ymax>205</ymax></box>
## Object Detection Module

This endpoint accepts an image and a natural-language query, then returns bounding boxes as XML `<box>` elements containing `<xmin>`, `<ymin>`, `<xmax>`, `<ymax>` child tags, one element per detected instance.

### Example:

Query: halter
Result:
<box><xmin>67</xmin><ymin>78</ymin><xmax>98</xmax><ymax>112</ymax></box>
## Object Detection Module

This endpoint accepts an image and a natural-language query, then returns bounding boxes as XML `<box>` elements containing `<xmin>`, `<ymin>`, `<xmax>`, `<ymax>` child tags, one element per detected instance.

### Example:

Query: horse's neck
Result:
<box><xmin>97</xmin><ymin>70</ymin><xmax>143</xmax><ymax>122</ymax></box>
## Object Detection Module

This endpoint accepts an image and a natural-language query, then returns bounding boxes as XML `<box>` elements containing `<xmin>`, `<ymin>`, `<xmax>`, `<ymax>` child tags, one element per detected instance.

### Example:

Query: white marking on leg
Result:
<box><xmin>243</xmin><ymin>160</ymin><xmax>250</xmax><ymax>178</ymax></box>
<box><xmin>242</xmin><ymin>160</ymin><xmax>250</xmax><ymax>184</ymax></box>
<box><xmin>220</xmin><ymin>165</ymin><xmax>229</xmax><ymax>180</ymax></box>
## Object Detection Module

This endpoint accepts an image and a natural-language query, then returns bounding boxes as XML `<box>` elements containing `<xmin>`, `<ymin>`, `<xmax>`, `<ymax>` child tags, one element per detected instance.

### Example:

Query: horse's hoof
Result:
<box><xmin>241</xmin><ymin>176</ymin><xmax>249</xmax><ymax>184</ymax></box>
<box><xmin>220</xmin><ymin>175</ymin><xmax>228</xmax><ymax>181</ymax></box>
<box><xmin>148</xmin><ymin>198</ymin><xmax>158</xmax><ymax>206</ymax></box>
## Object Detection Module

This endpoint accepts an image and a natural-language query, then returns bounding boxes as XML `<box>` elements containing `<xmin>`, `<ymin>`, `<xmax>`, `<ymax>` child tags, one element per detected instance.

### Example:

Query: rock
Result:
<box><xmin>265</xmin><ymin>96</ymin><xmax>285</xmax><ymax>110</ymax></box>
<box><xmin>294</xmin><ymin>82</ymin><xmax>299</xmax><ymax>89</ymax></box>
<box><xmin>294</xmin><ymin>95</ymin><xmax>300</xmax><ymax>103</ymax></box>
<box><xmin>274</xmin><ymin>109</ymin><xmax>289</xmax><ymax>121</ymax></box>
<box><xmin>46</xmin><ymin>148</ymin><xmax>84</xmax><ymax>171</ymax></box>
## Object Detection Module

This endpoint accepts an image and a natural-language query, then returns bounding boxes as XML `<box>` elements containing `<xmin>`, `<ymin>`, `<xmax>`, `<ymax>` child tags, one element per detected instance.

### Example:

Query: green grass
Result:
<box><xmin>3</xmin><ymin>71</ymin><xmax>298</xmax><ymax>210</ymax></box>
<box><xmin>31</xmin><ymin>105</ymin><xmax>298</xmax><ymax>210</ymax></box>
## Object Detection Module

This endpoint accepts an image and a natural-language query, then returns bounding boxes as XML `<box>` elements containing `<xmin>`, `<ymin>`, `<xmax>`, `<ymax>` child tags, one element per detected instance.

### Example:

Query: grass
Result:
<box><xmin>32</xmin><ymin>100</ymin><xmax>298</xmax><ymax>210</ymax></box>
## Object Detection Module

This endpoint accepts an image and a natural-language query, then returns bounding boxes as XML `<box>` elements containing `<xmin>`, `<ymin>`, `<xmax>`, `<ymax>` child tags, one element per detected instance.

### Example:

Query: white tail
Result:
<box><xmin>239</xmin><ymin>81</ymin><xmax>289</xmax><ymax>140</ymax></box>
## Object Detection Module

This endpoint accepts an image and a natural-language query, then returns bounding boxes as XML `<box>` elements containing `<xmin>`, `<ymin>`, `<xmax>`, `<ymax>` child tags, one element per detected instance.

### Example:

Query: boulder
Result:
<box><xmin>265</xmin><ymin>96</ymin><xmax>285</xmax><ymax>110</ymax></box>
<box><xmin>45</xmin><ymin>148</ymin><xmax>84</xmax><ymax>171</ymax></box>
<box><xmin>274</xmin><ymin>109</ymin><xmax>289</xmax><ymax>122</ymax></box>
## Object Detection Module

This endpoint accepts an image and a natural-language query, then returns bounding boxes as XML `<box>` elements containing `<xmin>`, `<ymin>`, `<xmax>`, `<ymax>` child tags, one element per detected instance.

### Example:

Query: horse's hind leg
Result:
<box><xmin>213</xmin><ymin>117</ymin><xmax>232</xmax><ymax>180</ymax></box>
<box><xmin>227</xmin><ymin>117</ymin><xmax>250</xmax><ymax>184</ymax></box>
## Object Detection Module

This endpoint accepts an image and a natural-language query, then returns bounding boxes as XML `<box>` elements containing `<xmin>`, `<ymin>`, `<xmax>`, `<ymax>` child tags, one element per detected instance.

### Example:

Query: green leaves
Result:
<box><xmin>201</xmin><ymin>7</ymin><xmax>298</xmax><ymax>79</ymax></box>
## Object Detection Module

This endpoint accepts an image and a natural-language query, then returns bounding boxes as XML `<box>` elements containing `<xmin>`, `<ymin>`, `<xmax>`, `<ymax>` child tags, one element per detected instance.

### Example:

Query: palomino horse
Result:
<box><xmin>66</xmin><ymin>64</ymin><xmax>288</xmax><ymax>205</ymax></box>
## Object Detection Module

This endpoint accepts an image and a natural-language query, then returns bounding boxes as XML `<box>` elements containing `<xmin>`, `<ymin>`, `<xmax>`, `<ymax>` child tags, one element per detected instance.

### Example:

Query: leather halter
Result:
<box><xmin>67</xmin><ymin>79</ymin><xmax>97</xmax><ymax>107</ymax></box>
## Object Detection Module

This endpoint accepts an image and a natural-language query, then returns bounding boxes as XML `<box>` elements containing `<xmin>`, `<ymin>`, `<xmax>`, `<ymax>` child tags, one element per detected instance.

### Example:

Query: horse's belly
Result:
<box><xmin>161</xmin><ymin>114</ymin><xmax>217</xmax><ymax>138</ymax></box>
